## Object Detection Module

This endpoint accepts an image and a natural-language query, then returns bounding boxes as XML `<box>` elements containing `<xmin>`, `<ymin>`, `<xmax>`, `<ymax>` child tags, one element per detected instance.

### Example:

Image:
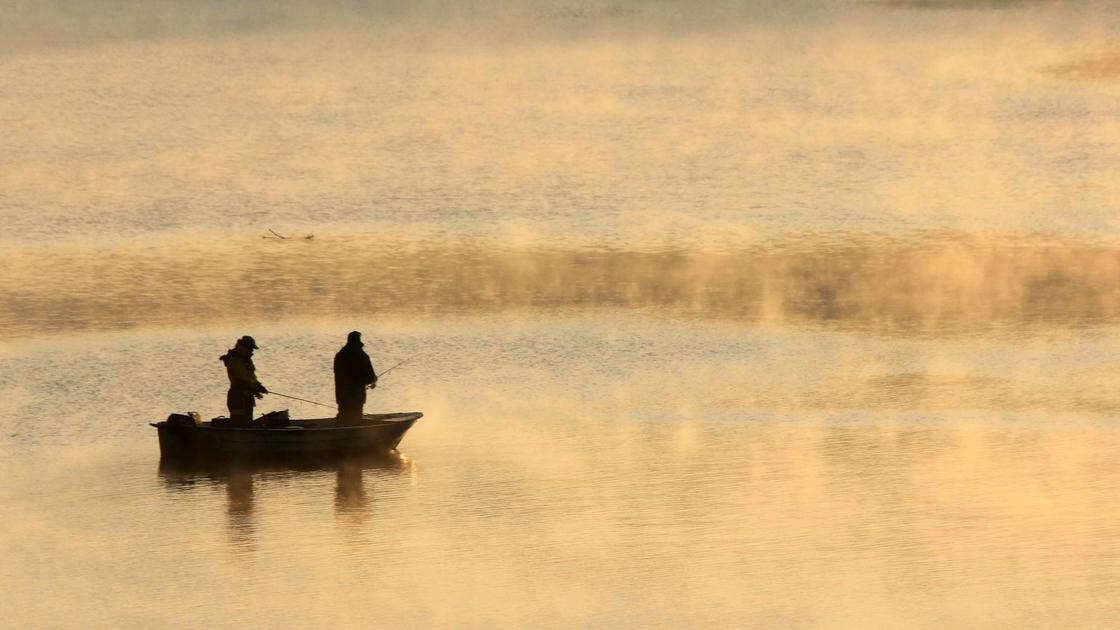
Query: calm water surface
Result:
<box><xmin>3</xmin><ymin>1</ymin><xmax>1120</xmax><ymax>627</ymax></box>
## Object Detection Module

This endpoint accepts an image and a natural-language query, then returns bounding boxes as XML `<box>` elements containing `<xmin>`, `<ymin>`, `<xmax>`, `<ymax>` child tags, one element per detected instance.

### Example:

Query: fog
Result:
<box><xmin>3</xmin><ymin>232</ymin><xmax>1119</xmax><ymax>339</ymax></box>
<box><xmin>4</xmin><ymin>0</ymin><xmax>1120</xmax><ymax>251</ymax></box>
<box><xmin>0</xmin><ymin>0</ymin><xmax>842</xmax><ymax>52</ymax></box>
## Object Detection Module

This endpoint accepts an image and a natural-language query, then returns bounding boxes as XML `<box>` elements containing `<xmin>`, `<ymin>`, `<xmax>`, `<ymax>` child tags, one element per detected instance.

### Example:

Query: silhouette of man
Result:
<box><xmin>220</xmin><ymin>335</ymin><xmax>268</xmax><ymax>427</ymax></box>
<box><xmin>334</xmin><ymin>331</ymin><xmax>377</xmax><ymax>426</ymax></box>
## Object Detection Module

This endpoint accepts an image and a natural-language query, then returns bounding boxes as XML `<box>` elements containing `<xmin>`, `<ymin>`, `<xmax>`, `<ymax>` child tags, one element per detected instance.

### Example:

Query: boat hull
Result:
<box><xmin>151</xmin><ymin>412</ymin><xmax>421</xmax><ymax>460</ymax></box>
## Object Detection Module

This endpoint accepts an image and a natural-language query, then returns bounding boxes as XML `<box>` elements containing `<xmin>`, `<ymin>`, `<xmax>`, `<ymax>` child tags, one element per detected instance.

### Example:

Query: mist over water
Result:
<box><xmin>4</xmin><ymin>1</ymin><xmax>1120</xmax><ymax>627</ymax></box>
<box><xmin>6</xmin><ymin>231</ymin><xmax>1120</xmax><ymax>339</ymax></box>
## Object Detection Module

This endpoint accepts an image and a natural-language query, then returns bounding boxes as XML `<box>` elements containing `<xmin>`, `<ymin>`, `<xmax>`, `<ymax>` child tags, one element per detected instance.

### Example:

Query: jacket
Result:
<box><xmin>220</xmin><ymin>347</ymin><xmax>265</xmax><ymax>393</ymax></box>
<box><xmin>333</xmin><ymin>342</ymin><xmax>376</xmax><ymax>392</ymax></box>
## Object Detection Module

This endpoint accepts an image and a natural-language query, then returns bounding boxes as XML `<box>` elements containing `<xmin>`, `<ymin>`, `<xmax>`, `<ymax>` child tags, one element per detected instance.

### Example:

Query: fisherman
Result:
<box><xmin>334</xmin><ymin>331</ymin><xmax>377</xmax><ymax>426</ymax></box>
<box><xmin>219</xmin><ymin>335</ymin><xmax>268</xmax><ymax>427</ymax></box>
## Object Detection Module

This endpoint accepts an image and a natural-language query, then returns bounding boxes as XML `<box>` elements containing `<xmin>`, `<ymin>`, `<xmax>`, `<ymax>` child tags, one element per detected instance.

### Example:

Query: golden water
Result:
<box><xmin>3</xmin><ymin>1</ymin><xmax>1120</xmax><ymax>627</ymax></box>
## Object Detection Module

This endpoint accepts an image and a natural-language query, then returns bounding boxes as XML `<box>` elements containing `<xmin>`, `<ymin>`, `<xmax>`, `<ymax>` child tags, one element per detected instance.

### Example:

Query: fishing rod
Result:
<box><xmin>267</xmin><ymin>391</ymin><xmax>335</xmax><ymax>409</ymax></box>
<box><xmin>368</xmin><ymin>359</ymin><xmax>409</xmax><ymax>388</ymax></box>
<box><xmin>267</xmin><ymin>358</ymin><xmax>412</xmax><ymax>401</ymax></box>
<box><xmin>376</xmin><ymin>359</ymin><xmax>409</xmax><ymax>380</ymax></box>
<box><xmin>270</xmin><ymin>360</ymin><xmax>409</xmax><ymax>402</ymax></box>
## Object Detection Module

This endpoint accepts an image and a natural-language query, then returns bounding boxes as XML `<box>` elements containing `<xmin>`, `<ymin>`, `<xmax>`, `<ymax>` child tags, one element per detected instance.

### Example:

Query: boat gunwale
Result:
<box><xmin>149</xmin><ymin>412</ymin><xmax>422</xmax><ymax>432</ymax></box>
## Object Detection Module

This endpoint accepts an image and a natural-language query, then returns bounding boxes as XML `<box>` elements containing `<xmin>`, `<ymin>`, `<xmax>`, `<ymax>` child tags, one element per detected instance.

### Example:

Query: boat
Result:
<box><xmin>150</xmin><ymin>412</ymin><xmax>422</xmax><ymax>460</ymax></box>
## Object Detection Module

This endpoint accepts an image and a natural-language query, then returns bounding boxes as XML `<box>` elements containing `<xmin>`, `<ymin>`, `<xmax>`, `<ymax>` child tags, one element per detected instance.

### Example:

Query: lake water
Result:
<box><xmin>3</xmin><ymin>1</ymin><xmax>1120</xmax><ymax>627</ymax></box>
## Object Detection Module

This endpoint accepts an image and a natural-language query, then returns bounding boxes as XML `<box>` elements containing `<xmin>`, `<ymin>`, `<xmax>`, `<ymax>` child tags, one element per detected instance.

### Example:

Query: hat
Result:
<box><xmin>237</xmin><ymin>335</ymin><xmax>259</xmax><ymax>349</ymax></box>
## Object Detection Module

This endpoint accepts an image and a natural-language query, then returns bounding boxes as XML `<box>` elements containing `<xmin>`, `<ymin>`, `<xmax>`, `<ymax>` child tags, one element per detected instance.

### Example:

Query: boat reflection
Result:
<box><xmin>334</xmin><ymin>458</ymin><xmax>367</xmax><ymax>517</ymax></box>
<box><xmin>157</xmin><ymin>452</ymin><xmax>414</xmax><ymax>545</ymax></box>
<box><xmin>225</xmin><ymin>467</ymin><xmax>255</xmax><ymax>549</ymax></box>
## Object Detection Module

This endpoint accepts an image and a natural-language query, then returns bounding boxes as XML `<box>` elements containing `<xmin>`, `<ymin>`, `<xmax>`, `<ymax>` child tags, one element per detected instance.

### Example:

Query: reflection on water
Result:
<box><xmin>7</xmin><ymin>407</ymin><xmax>1117</xmax><ymax>627</ymax></box>
<box><xmin>158</xmin><ymin>452</ymin><xmax>413</xmax><ymax>546</ymax></box>
<box><xmin>334</xmin><ymin>460</ymin><xmax>366</xmax><ymax>518</ymax></box>
<box><xmin>1</xmin><ymin>297</ymin><xmax>1118</xmax><ymax>626</ymax></box>
<box><xmin>226</xmin><ymin>469</ymin><xmax>255</xmax><ymax>549</ymax></box>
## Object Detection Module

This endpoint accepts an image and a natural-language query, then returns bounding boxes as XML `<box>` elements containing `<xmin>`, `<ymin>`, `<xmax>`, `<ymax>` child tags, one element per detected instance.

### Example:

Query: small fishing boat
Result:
<box><xmin>150</xmin><ymin>412</ymin><xmax>422</xmax><ymax>460</ymax></box>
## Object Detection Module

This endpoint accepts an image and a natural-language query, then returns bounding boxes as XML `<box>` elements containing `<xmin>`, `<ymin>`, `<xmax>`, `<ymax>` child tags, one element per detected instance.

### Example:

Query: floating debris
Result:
<box><xmin>262</xmin><ymin>228</ymin><xmax>314</xmax><ymax>240</ymax></box>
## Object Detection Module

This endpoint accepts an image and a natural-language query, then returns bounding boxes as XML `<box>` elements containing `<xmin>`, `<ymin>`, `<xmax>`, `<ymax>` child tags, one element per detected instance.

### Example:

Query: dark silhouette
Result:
<box><xmin>157</xmin><ymin>452</ymin><xmax>413</xmax><ymax>543</ymax></box>
<box><xmin>219</xmin><ymin>335</ymin><xmax>268</xmax><ymax>427</ymax></box>
<box><xmin>335</xmin><ymin>458</ymin><xmax>367</xmax><ymax>518</ymax></box>
<box><xmin>334</xmin><ymin>331</ymin><xmax>377</xmax><ymax>426</ymax></box>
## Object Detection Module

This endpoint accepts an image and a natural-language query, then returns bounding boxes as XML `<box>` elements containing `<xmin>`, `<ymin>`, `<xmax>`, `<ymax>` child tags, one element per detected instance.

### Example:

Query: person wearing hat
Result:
<box><xmin>333</xmin><ymin>331</ymin><xmax>377</xmax><ymax>426</ymax></box>
<box><xmin>219</xmin><ymin>335</ymin><xmax>268</xmax><ymax>427</ymax></box>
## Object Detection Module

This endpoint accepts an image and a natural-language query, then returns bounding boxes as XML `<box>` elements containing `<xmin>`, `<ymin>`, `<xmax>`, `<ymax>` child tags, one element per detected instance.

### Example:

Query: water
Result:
<box><xmin>3</xmin><ymin>1</ymin><xmax>1120</xmax><ymax>627</ymax></box>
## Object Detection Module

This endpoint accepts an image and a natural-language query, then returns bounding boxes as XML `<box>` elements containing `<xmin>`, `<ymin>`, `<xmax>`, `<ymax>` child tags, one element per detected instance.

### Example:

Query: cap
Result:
<box><xmin>237</xmin><ymin>335</ymin><xmax>259</xmax><ymax>349</ymax></box>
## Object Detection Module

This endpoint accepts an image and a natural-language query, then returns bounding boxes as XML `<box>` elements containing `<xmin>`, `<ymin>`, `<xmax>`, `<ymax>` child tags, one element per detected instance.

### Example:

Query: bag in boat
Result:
<box><xmin>166</xmin><ymin>412</ymin><xmax>201</xmax><ymax>428</ymax></box>
<box><xmin>256</xmin><ymin>409</ymin><xmax>291</xmax><ymax>429</ymax></box>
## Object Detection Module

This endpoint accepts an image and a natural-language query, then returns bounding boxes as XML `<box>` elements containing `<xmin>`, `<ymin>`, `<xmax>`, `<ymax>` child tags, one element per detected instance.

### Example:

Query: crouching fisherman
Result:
<box><xmin>220</xmin><ymin>335</ymin><xmax>268</xmax><ymax>427</ymax></box>
<box><xmin>334</xmin><ymin>331</ymin><xmax>376</xmax><ymax>426</ymax></box>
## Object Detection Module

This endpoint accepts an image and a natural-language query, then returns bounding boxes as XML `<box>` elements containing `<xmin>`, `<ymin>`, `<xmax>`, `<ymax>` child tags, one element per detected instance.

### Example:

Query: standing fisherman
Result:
<box><xmin>334</xmin><ymin>331</ymin><xmax>377</xmax><ymax>426</ymax></box>
<box><xmin>220</xmin><ymin>335</ymin><xmax>268</xmax><ymax>427</ymax></box>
